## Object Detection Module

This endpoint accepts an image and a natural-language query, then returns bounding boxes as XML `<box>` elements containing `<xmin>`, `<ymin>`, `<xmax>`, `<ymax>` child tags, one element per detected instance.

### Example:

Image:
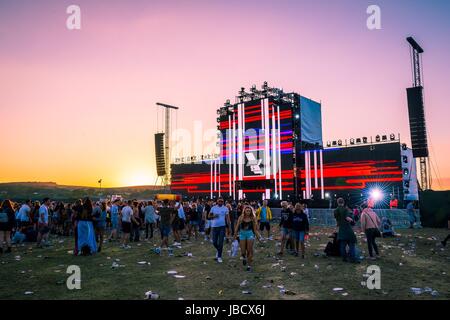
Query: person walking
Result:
<box><xmin>278</xmin><ymin>201</ymin><xmax>293</xmax><ymax>256</ymax></box>
<box><xmin>360</xmin><ymin>204</ymin><xmax>381</xmax><ymax>260</ymax></box>
<box><xmin>291</xmin><ymin>202</ymin><xmax>309</xmax><ymax>258</ymax></box>
<box><xmin>208</xmin><ymin>198</ymin><xmax>231</xmax><ymax>263</ymax></box>
<box><xmin>234</xmin><ymin>205</ymin><xmax>260</xmax><ymax>271</ymax></box>
<box><xmin>334</xmin><ymin>198</ymin><xmax>358</xmax><ymax>263</ymax></box>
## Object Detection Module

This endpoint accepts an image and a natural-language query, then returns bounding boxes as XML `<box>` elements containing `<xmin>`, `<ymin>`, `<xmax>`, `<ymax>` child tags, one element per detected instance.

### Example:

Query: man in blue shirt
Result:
<box><xmin>208</xmin><ymin>198</ymin><xmax>231</xmax><ymax>263</ymax></box>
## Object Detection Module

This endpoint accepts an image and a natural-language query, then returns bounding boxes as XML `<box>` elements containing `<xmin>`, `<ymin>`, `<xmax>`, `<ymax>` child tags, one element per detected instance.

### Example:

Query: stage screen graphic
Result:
<box><xmin>301</xmin><ymin>142</ymin><xmax>404</xmax><ymax>206</ymax></box>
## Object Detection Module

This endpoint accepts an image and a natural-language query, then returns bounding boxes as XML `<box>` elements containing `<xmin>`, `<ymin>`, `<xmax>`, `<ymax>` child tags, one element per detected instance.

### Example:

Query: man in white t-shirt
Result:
<box><xmin>37</xmin><ymin>198</ymin><xmax>51</xmax><ymax>248</ymax></box>
<box><xmin>120</xmin><ymin>200</ymin><xmax>134</xmax><ymax>249</ymax></box>
<box><xmin>208</xmin><ymin>198</ymin><xmax>231</xmax><ymax>263</ymax></box>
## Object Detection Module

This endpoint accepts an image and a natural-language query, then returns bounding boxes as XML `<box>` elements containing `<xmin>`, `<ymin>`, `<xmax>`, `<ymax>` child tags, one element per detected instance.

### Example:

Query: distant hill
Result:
<box><xmin>0</xmin><ymin>182</ymin><xmax>168</xmax><ymax>202</ymax></box>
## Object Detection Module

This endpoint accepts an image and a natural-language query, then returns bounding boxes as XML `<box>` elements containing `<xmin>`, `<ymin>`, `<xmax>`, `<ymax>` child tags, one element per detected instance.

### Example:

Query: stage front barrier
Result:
<box><xmin>270</xmin><ymin>208</ymin><xmax>421</xmax><ymax>229</ymax></box>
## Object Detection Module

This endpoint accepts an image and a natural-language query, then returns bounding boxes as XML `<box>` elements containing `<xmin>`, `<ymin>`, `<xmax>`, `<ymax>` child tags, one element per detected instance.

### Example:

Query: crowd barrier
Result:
<box><xmin>270</xmin><ymin>208</ymin><xmax>421</xmax><ymax>229</ymax></box>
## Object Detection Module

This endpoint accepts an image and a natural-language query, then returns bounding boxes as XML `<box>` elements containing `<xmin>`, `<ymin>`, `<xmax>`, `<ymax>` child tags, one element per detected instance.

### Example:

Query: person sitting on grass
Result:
<box><xmin>234</xmin><ymin>205</ymin><xmax>260</xmax><ymax>272</ymax></box>
<box><xmin>381</xmin><ymin>217</ymin><xmax>395</xmax><ymax>237</ymax></box>
<box><xmin>360</xmin><ymin>201</ymin><xmax>381</xmax><ymax>260</ymax></box>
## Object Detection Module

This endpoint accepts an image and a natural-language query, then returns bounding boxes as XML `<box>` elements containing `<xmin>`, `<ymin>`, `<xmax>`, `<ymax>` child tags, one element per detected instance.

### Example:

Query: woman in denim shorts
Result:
<box><xmin>233</xmin><ymin>206</ymin><xmax>261</xmax><ymax>272</ymax></box>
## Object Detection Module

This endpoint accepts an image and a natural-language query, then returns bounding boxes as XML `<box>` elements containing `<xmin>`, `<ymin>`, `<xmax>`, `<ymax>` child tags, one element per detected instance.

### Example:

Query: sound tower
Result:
<box><xmin>154</xmin><ymin>133</ymin><xmax>166</xmax><ymax>176</ymax></box>
<box><xmin>406</xmin><ymin>86</ymin><xmax>429</xmax><ymax>158</ymax></box>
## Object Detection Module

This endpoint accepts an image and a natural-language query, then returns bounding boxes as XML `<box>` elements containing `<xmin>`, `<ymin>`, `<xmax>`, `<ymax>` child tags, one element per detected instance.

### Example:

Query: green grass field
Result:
<box><xmin>1</xmin><ymin>226</ymin><xmax>449</xmax><ymax>300</ymax></box>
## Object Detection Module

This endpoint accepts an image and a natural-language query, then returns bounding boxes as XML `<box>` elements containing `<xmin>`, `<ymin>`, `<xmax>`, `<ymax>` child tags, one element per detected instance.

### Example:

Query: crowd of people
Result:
<box><xmin>0</xmin><ymin>196</ymin><xmax>449</xmax><ymax>271</ymax></box>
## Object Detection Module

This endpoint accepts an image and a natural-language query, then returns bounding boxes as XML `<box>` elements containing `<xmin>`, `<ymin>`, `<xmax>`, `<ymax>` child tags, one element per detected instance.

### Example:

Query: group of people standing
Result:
<box><xmin>1</xmin><ymin>196</ymin><xmax>449</xmax><ymax>272</ymax></box>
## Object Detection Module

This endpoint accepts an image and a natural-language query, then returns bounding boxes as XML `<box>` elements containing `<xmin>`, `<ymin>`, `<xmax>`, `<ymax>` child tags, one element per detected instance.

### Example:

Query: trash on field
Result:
<box><xmin>137</xmin><ymin>261</ymin><xmax>148</xmax><ymax>265</ymax></box>
<box><xmin>410</xmin><ymin>287</ymin><xmax>423</xmax><ymax>295</ymax></box>
<box><xmin>333</xmin><ymin>288</ymin><xmax>344</xmax><ymax>292</ymax></box>
<box><xmin>67</xmin><ymin>251</ymin><xmax>73</xmax><ymax>255</ymax></box>
<box><xmin>174</xmin><ymin>275</ymin><xmax>186</xmax><ymax>279</ymax></box>
<box><xmin>342</xmin><ymin>293</ymin><xmax>349</xmax><ymax>296</ymax></box>
<box><xmin>262</xmin><ymin>284</ymin><xmax>272</xmax><ymax>288</ymax></box>
<box><xmin>242</xmin><ymin>291</ymin><xmax>252</xmax><ymax>295</ymax></box>
<box><xmin>178</xmin><ymin>297</ymin><xmax>184</xmax><ymax>300</ymax></box>
<box><xmin>111</xmin><ymin>262</ymin><xmax>119</xmax><ymax>268</ymax></box>
<box><xmin>167</xmin><ymin>270</ymin><xmax>178</xmax><ymax>275</ymax></box>
<box><xmin>284</xmin><ymin>290</ymin><xmax>296</xmax><ymax>295</ymax></box>
<box><xmin>240</xmin><ymin>280</ymin><xmax>249</xmax><ymax>287</ymax></box>
<box><xmin>24</xmin><ymin>291</ymin><xmax>33</xmax><ymax>295</ymax></box>
<box><xmin>144</xmin><ymin>291</ymin><xmax>159</xmax><ymax>300</ymax></box>
<box><xmin>289</xmin><ymin>272</ymin><xmax>297</xmax><ymax>276</ymax></box>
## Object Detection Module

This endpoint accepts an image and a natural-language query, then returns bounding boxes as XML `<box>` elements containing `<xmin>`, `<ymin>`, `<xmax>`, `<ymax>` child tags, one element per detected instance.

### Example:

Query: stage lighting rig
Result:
<box><xmin>390</xmin><ymin>133</ymin><xmax>396</xmax><ymax>141</ymax></box>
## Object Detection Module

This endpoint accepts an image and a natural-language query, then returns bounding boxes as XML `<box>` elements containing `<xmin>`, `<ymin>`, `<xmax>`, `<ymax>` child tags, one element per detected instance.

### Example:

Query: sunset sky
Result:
<box><xmin>0</xmin><ymin>0</ymin><xmax>449</xmax><ymax>189</ymax></box>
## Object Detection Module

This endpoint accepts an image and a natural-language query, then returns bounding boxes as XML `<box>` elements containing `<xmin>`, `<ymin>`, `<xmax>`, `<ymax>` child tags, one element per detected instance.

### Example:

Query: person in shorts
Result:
<box><xmin>291</xmin><ymin>202</ymin><xmax>309</xmax><ymax>258</ymax></box>
<box><xmin>234</xmin><ymin>205</ymin><xmax>261</xmax><ymax>271</ymax></box>
<box><xmin>155</xmin><ymin>200</ymin><xmax>176</xmax><ymax>255</ymax></box>
<box><xmin>278</xmin><ymin>201</ymin><xmax>293</xmax><ymax>255</ymax></box>
<box><xmin>256</xmin><ymin>200</ymin><xmax>272</xmax><ymax>240</ymax></box>
<box><xmin>120</xmin><ymin>200</ymin><xmax>134</xmax><ymax>249</ymax></box>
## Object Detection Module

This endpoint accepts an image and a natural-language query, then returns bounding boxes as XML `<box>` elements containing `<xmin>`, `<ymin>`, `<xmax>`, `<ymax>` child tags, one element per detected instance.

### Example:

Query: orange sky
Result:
<box><xmin>0</xmin><ymin>0</ymin><xmax>449</xmax><ymax>189</ymax></box>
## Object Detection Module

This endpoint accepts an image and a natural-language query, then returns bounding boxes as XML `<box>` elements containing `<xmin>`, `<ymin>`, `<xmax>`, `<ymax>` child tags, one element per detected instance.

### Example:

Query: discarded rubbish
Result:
<box><xmin>144</xmin><ymin>291</ymin><xmax>159</xmax><ymax>300</ymax></box>
<box><xmin>289</xmin><ymin>272</ymin><xmax>297</xmax><ymax>276</ymax></box>
<box><xmin>137</xmin><ymin>261</ymin><xmax>148</xmax><ymax>265</ymax></box>
<box><xmin>240</xmin><ymin>280</ymin><xmax>249</xmax><ymax>287</ymax></box>
<box><xmin>24</xmin><ymin>291</ymin><xmax>33</xmax><ymax>295</ymax></box>
<box><xmin>242</xmin><ymin>291</ymin><xmax>252</xmax><ymax>295</ymax></box>
<box><xmin>333</xmin><ymin>288</ymin><xmax>344</xmax><ymax>292</ymax></box>
<box><xmin>167</xmin><ymin>270</ymin><xmax>178</xmax><ymax>275</ymax></box>
<box><xmin>410</xmin><ymin>287</ymin><xmax>423</xmax><ymax>295</ymax></box>
<box><xmin>174</xmin><ymin>275</ymin><xmax>186</xmax><ymax>279</ymax></box>
<box><xmin>284</xmin><ymin>290</ymin><xmax>296</xmax><ymax>295</ymax></box>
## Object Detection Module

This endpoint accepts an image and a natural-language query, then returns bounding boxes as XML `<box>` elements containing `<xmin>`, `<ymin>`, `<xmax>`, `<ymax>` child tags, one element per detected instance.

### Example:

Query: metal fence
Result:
<box><xmin>271</xmin><ymin>208</ymin><xmax>421</xmax><ymax>229</ymax></box>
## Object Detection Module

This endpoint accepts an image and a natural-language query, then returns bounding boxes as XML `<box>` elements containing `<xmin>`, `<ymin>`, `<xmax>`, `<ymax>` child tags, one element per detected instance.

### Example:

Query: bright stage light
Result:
<box><xmin>295</xmin><ymin>114</ymin><xmax>300</xmax><ymax>119</ymax></box>
<box><xmin>369</xmin><ymin>188</ymin><xmax>383</xmax><ymax>202</ymax></box>
<box><xmin>325</xmin><ymin>192</ymin><xmax>330</xmax><ymax>199</ymax></box>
